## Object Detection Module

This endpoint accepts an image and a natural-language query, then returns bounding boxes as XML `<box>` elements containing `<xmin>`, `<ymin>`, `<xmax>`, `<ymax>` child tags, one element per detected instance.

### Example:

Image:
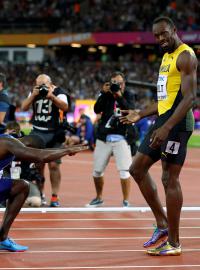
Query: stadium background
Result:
<box><xmin>0</xmin><ymin>1</ymin><xmax>199</xmax><ymax>144</ymax></box>
<box><xmin>0</xmin><ymin>0</ymin><xmax>199</xmax><ymax>186</ymax></box>
<box><xmin>0</xmin><ymin>1</ymin><xmax>200</xmax><ymax>269</ymax></box>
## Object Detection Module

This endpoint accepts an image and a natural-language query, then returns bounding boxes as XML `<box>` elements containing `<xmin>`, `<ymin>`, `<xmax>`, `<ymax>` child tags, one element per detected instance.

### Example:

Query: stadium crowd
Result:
<box><xmin>0</xmin><ymin>0</ymin><xmax>199</xmax><ymax>33</ymax></box>
<box><xmin>0</xmin><ymin>60</ymin><xmax>157</xmax><ymax>110</ymax></box>
<box><xmin>0</xmin><ymin>48</ymin><xmax>199</xmax><ymax>113</ymax></box>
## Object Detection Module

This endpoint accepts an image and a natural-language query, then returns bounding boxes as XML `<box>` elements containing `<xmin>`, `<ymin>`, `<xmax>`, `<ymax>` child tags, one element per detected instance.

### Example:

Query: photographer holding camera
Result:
<box><xmin>21</xmin><ymin>74</ymin><xmax>68</xmax><ymax>207</ymax></box>
<box><xmin>87</xmin><ymin>71</ymin><xmax>136</xmax><ymax>207</ymax></box>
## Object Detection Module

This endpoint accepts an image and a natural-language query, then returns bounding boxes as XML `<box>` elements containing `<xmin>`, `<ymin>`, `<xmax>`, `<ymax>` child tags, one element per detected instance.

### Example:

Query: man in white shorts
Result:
<box><xmin>87</xmin><ymin>72</ymin><xmax>136</xmax><ymax>207</ymax></box>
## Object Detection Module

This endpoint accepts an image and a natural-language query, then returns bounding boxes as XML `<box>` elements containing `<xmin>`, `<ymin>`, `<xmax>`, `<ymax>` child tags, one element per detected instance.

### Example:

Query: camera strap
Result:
<box><xmin>105</xmin><ymin>102</ymin><xmax>118</xmax><ymax>129</ymax></box>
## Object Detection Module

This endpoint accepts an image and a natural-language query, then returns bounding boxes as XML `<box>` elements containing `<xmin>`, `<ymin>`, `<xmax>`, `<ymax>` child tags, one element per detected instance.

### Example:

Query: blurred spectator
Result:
<box><xmin>65</xmin><ymin>113</ymin><xmax>94</xmax><ymax>150</ymax></box>
<box><xmin>77</xmin><ymin>114</ymin><xmax>94</xmax><ymax>148</ymax></box>
<box><xmin>5</xmin><ymin>121</ymin><xmax>24</xmax><ymax>138</ymax></box>
<box><xmin>136</xmin><ymin>118</ymin><xmax>150</xmax><ymax>143</ymax></box>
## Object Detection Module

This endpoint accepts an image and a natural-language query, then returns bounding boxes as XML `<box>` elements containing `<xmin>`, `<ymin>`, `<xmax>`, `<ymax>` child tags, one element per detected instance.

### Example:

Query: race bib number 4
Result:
<box><xmin>157</xmin><ymin>75</ymin><xmax>168</xmax><ymax>101</ymax></box>
<box><xmin>165</xmin><ymin>141</ymin><xmax>180</xmax><ymax>155</ymax></box>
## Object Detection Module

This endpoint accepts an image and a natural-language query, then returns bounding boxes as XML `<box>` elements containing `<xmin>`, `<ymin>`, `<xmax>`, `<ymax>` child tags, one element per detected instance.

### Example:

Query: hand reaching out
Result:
<box><xmin>65</xmin><ymin>144</ymin><xmax>89</xmax><ymax>155</ymax></box>
<box><xmin>119</xmin><ymin>110</ymin><xmax>141</xmax><ymax>124</ymax></box>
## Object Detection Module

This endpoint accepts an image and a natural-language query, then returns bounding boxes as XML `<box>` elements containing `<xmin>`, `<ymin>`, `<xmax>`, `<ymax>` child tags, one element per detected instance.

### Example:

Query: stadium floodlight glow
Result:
<box><xmin>98</xmin><ymin>45</ymin><xmax>106</xmax><ymax>50</ymax></box>
<box><xmin>88</xmin><ymin>47</ymin><xmax>97</xmax><ymax>53</ymax></box>
<box><xmin>145</xmin><ymin>45</ymin><xmax>154</xmax><ymax>49</ymax></box>
<box><xmin>117</xmin><ymin>43</ymin><xmax>124</xmax><ymax>47</ymax></box>
<box><xmin>71</xmin><ymin>43</ymin><xmax>82</xmax><ymax>48</ymax></box>
<box><xmin>27</xmin><ymin>44</ymin><xmax>36</xmax><ymax>48</ymax></box>
<box><xmin>132</xmin><ymin>44</ymin><xmax>141</xmax><ymax>48</ymax></box>
<box><xmin>98</xmin><ymin>46</ymin><xmax>107</xmax><ymax>53</ymax></box>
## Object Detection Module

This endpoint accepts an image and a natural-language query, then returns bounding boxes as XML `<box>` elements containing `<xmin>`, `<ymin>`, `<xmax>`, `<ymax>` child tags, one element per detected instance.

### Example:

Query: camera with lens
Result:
<box><xmin>38</xmin><ymin>84</ymin><xmax>49</xmax><ymax>98</ymax></box>
<box><xmin>110</xmin><ymin>82</ymin><xmax>121</xmax><ymax>93</ymax></box>
<box><xmin>105</xmin><ymin>108</ymin><xmax>122</xmax><ymax>129</ymax></box>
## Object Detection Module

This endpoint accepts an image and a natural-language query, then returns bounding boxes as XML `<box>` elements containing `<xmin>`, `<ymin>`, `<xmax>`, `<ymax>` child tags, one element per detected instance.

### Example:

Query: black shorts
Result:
<box><xmin>138</xmin><ymin>119</ymin><xmax>192</xmax><ymax>166</ymax></box>
<box><xmin>30</xmin><ymin>129</ymin><xmax>62</xmax><ymax>164</ymax></box>
<box><xmin>30</xmin><ymin>129</ymin><xmax>61</xmax><ymax>148</ymax></box>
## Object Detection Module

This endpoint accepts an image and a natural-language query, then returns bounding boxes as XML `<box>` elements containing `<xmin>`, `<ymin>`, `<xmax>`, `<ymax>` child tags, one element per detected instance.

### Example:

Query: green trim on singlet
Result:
<box><xmin>185</xmin><ymin>109</ymin><xmax>194</xmax><ymax>131</ymax></box>
<box><xmin>159</xmin><ymin>88</ymin><xmax>194</xmax><ymax>132</ymax></box>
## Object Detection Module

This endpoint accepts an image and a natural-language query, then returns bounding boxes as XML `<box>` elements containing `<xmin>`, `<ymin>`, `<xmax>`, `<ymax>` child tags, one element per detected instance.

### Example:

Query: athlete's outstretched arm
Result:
<box><xmin>4</xmin><ymin>138</ymin><xmax>88</xmax><ymax>163</ymax></box>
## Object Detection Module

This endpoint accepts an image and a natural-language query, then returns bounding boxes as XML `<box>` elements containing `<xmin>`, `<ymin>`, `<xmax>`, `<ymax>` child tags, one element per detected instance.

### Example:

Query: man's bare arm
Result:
<box><xmin>120</xmin><ymin>102</ymin><xmax>158</xmax><ymax>124</ymax></box>
<box><xmin>138</xmin><ymin>102</ymin><xmax>158</xmax><ymax>118</ymax></box>
<box><xmin>5</xmin><ymin>138</ymin><xmax>88</xmax><ymax>162</ymax></box>
<box><xmin>48</xmin><ymin>94</ymin><xmax>68</xmax><ymax>111</ymax></box>
<box><xmin>21</xmin><ymin>88</ymin><xmax>38</xmax><ymax>111</ymax></box>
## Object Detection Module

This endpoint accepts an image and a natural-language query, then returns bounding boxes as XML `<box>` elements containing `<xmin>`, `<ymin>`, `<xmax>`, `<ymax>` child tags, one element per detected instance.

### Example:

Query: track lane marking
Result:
<box><xmin>12</xmin><ymin>218</ymin><xmax>200</xmax><ymax>221</ymax></box>
<box><xmin>10</xmin><ymin>226</ymin><xmax>200</xmax><ymax>230</ymax></box>
<box><xmin>13</xmin><ymin>236</ymin><xmax>200</xmax><ymax>240</ymax></box>
<box><xmin>1</xmin><ymin>266</ymin><xmax>200</xmax><ymax>269</ymax></box>
<box><xmin>0</xmin><ymin>248</ymin><xmax>200</xmax><ymax>253</ymax></box>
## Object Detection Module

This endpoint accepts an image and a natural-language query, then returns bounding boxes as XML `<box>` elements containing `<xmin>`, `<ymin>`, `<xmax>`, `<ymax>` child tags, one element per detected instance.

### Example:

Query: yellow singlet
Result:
<box><xmin>157</xmin><ymin>43</ymin><xmax>195</xmax><ymax>116</ymax></box>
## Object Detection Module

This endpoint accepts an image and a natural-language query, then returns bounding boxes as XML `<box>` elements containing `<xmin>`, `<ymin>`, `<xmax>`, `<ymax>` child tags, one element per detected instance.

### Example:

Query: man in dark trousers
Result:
<box><xmin>0</xmin><ymin>133</ymin><xmax>87</xmax><ymax>252</ymax></box>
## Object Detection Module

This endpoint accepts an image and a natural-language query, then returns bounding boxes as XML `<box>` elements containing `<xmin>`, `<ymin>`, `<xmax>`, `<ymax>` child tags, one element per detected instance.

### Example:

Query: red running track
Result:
<box><xmin>1</xmin><ymin>211</ymin><xmax>200</xmax><ymax>269</ymax></box>
<box><xmin>0</xmin><ymin>148</ymin><xmax>199</xmax><ymax>269</ymax></box>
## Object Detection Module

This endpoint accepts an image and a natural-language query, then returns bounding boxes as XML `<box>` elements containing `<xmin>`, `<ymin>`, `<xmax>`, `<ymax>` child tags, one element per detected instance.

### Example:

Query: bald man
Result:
<box><xmin>21</xmin><ymin>74</ymin><xmax>68</xmax><ymax>207</ymax></box>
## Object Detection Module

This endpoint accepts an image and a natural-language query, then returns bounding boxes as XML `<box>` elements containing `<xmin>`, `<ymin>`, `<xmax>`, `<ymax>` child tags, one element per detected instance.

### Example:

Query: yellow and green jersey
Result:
<box><xmin>157</xmin><ymin>43</ymin><xmax>195</xmax><ymax>131</ymax></box>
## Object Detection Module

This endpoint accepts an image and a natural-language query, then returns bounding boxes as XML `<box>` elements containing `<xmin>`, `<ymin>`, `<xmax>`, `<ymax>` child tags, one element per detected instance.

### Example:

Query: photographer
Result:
<box><xmin>87</xmin><ymin>71</ymin><xmax>136</xmax><ymax>207</ymax></box>
<box><xmin>21</xmin><ymin>74</ymin><xmax>68</xmax><ymax>207</ymax></box>
<box><xmin>65</xmin><ymin>112</ymin><xmax>94</xmax><ymax>150</ymax></box>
